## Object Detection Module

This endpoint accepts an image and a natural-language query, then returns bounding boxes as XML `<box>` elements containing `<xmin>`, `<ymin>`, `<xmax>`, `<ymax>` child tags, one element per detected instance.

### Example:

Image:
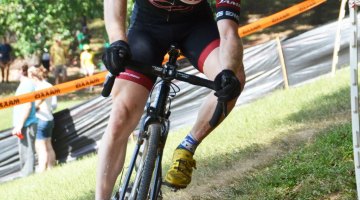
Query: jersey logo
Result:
<box><xmin>217</xmin><ymin>0</ymin><xmax>241</xmax><ymax>9</ymax></box>
<box><xmin>149</xmin><ymin>0</ymin><xmax>199</xmax><ymax>11</ymax></box>
<box><xmin>179</xmin><ymin>0</ymin><xmax>202</xmax><ymax>5</ymax></box>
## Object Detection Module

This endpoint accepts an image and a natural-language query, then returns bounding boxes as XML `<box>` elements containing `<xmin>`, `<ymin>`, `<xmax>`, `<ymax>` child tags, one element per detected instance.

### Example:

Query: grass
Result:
<box><xmin>196</xmin><ymin>123</ymin><xmax>355</xmax><ymax>200</ymax></box>
<box><xmin>0</xmin><ymin>67</ymin><xmax>356</xmax><ymax>199</ymax></box>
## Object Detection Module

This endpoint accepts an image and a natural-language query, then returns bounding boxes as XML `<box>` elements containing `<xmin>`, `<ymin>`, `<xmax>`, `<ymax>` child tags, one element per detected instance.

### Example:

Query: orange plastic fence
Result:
<box><xmin>238</xmin><ymin>0</ymin><xmax>326</xmax><ymax>36</ymax></box>
<box><xmin>0</xmin><ymin>72</ymin><xmax>107</xmax><ymax>110</ymax></box>
<box><xmin>0</xmin><ymin>0</ymin><xmax>326</xmax><ymax>110</ymax></box>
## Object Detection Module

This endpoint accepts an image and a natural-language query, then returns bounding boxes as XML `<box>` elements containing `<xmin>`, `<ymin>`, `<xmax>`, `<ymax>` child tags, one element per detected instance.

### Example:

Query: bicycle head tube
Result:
<box><xmin>167</xmin><ymin>45</ymin><xmax>180</xmax><ymax>65</ymax></box>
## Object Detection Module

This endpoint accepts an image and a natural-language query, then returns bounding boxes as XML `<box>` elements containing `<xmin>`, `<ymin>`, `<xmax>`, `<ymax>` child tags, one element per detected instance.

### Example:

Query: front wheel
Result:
<box><xmin>136</xmin><ymin>123</ymin><xmax>162</xmax><ymax>200</ymax></box>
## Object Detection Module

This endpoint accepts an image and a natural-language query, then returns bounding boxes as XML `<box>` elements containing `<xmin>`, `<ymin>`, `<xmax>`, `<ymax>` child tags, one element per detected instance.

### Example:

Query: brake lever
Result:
<box><xmin>209</xmin><ymin>101</ymin><xmax>228</xmax><ymax>128</ymax></box>
<box><xmin>221</xmin><ymin>101</ymin><xmax>228</xmax><ymax>116</ymax></box>
<box><xmin>101</xmin><ymin>73</ymin><xmax>116</xmax><ymax>97</ymax></box>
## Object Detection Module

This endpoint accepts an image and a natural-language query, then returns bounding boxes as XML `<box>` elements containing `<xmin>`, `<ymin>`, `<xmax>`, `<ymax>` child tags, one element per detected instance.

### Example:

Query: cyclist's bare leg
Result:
<box><xmin>164</xmin><ymin>47</ymin><xmax>245</xmax><ymax>188</ymax></box>
<box><xmin>96</xmin><ymin>79</ymin><xmax>149</xmax><ymax>200</ymax></box>
<box><xmin>191</xmin><ymin>47</ymin><xmax>245</xmax><ymax>142</ymax></box>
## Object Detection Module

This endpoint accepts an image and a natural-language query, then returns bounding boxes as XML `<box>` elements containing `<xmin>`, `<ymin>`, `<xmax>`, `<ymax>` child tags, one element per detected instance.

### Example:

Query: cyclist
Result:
<box><xmin>96</xmin><ymin>0</ymin><xmax>245</xmax><ymax>199</ymax></box>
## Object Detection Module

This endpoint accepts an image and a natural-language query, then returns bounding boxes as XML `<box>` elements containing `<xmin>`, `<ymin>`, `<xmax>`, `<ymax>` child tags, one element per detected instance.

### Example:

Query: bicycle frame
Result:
<box><xmin>115</xmin><ymin>47</ymin><xmax>180</xmax><ymax>200</ymax></box>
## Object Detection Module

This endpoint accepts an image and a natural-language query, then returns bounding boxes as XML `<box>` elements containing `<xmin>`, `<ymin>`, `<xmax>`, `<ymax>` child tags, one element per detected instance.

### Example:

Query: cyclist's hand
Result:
<box><xmin>102</xmin><ymin>40</ymin><xmax>131</xmax><ymax>76</ymax></box>
<box><xmin>214</xmin><ymin>69</ymin><xmax>241</xmax><ymax>102</ymax></box>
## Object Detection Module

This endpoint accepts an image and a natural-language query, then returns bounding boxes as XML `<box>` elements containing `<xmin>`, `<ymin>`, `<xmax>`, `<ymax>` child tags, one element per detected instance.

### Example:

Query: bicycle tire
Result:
<box><xmin>136</xmin><ymin>123</ymin><xmax>162</xmax><ymax>200</ymax></box>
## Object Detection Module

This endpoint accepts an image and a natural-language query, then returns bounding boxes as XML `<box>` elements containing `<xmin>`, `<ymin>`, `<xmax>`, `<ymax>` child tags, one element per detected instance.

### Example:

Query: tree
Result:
<box><xmin>0</xmin><ymin>0</ymin><xmax>103</xmax><ymax>57</ymax></box>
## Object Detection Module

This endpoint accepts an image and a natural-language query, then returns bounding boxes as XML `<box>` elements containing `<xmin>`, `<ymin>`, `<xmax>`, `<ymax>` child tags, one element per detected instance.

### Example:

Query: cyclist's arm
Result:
<box><xmin>104</xmin><ymin>0</ymin><xmax>128</xmax><ymax>43</ymax></box>
<box><xmin>217</xmin><ymin>20</ymin><xmax>244</xmax><ymax>73</ymax></box>
<box><xmin>216</xmin><ymin>0</ymin><xmax>245</xmax><ymax>88</ymax></box>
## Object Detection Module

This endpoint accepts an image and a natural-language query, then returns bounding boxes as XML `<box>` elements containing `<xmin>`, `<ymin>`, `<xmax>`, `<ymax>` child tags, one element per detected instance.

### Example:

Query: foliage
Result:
<box><xmin>0</xmin><ymin>0</ymin><xmax>103</xmax><ymax>56</ymax></box>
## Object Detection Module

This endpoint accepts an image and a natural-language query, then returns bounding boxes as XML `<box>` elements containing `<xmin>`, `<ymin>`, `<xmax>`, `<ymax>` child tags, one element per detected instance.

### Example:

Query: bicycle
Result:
<box><xmin>102</xmin><ymin>45</ymin><xmax>226</xmax><ymax>200</ymax></box>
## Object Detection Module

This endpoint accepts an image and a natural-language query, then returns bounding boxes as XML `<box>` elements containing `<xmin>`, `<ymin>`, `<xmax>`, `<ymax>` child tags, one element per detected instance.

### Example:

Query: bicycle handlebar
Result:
<box><xmin>102</xmin><ymin>60</ymin><xmax>216</xmax><ymax>97</ymax></box>
<box><xmin>101</xmin><ymin>60</ymin><xmax>226</xmax><ymax>127</ymax></box>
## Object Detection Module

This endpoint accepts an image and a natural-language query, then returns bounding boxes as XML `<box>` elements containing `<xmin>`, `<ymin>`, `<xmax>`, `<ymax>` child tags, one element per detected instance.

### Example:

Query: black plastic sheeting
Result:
<box><xmin>0</xmin><ymin>15</ymin><xmax>358</xmax><ymax>182</ymax></box>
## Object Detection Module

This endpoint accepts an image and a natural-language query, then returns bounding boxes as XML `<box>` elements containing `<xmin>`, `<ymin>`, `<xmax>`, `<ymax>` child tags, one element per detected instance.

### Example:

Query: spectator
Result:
<box><xmin>0</xmin><ymin>39</ymin><xmax>13</xmax><ymax>83</ymax></box>
<box><xmin>12</xmin><ymin>64</ymin><xmax>38</xmax><ymax>177</ymax></box>
<box><xmin>80</xmin><ymin>44</ymin><xmax>96</xmax><ymax>91</ymax></box>
<box><xmin>76</xmin><ymin>30</ymin><xmax>86</xmax><ymax>51</ymax></box>
<box><xmin>76</xmin><ymin>27</ymin><xmax>90</xmax><ymax>52</ymax></box>
<box><xmin>50</xmin><ymin>37</ymin><xmax>67</xmax><ymax>84</ymax></box>
<box><xmin>28</xmin><ymin>66</ymin><xmax>57</xmax><ymax>172</ymax></box>
<box><xmin>41</xmin><ymin>48</ymin><xmax>50</xmax><ymax>78</ymax></box>
<box><xmin>80</xmin><ymin>44</ymin><xmax>96</xmax><ymax>77</ymax></box>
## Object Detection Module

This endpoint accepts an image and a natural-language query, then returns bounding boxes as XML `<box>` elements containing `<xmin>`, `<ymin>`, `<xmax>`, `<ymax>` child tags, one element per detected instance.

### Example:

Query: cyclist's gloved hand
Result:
<box><xmin>214</xmin><ymin>69</ymin><xmax>241</xmax><ymax>102</ymax></box>
<box><xmin>102</xmin><ymin>40</ymin><xmax>131</xmax><ymax>76</ymax></box>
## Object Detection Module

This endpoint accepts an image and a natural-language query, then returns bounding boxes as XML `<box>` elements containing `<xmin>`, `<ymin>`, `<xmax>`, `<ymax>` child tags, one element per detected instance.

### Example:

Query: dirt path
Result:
<box><xmin>162</xmin><ymin>113</ymin><xmax>350</xmax><ymax>200</ymax></box>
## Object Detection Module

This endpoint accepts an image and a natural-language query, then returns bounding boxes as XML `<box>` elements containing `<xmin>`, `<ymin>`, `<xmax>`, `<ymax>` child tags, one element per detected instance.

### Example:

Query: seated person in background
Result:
<box><xmin>28</xmin><ymin>66</ymin><xmax>58</xmax><ymax>172</ymax></box>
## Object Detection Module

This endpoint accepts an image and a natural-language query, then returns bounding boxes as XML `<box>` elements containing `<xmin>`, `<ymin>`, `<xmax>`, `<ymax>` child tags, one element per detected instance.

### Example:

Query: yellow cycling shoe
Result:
<box><xmin>164</xmin><ymin>148</ymin><xmax>196</xmax><ymax>189</ymax></box>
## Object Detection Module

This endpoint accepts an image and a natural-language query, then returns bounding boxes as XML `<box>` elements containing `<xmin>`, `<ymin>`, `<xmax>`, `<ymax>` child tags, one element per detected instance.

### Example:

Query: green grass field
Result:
<box><xmin>0</xmin><ymin>67</ymin><xmax>356</xmax><ymax>199</ymax></box>
<box><xmin>207</xmin><ymin>123</ymin><xmax>355</xmax><ymax>200</ymax></box>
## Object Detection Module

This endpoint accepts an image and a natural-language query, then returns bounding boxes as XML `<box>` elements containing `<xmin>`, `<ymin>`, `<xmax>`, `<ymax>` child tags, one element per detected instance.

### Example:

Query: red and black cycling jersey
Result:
<box><xmin>125</xmin><ymin>0</ymin><xmax>237</xmax><ymax>91</ymax></box>
<box><xmin>135</xmin><ymin>0</ymin><xmax>241</xmax><ymax>24</ymax></box>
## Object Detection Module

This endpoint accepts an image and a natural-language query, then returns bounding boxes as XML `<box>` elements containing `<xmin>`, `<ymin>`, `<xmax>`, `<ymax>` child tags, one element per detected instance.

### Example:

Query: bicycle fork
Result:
<box><xmin>117</xmin><ymin>82</ymin><xmax>171</xmax><ymax>200</ymax></box>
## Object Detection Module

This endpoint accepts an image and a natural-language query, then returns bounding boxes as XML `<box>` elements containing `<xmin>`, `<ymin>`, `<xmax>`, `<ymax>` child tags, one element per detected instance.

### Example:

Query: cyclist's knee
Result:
<box><xmin>108</xmin><ymin>98</ymin><xmax>144</xmax><ymax>139</ymax></box>
<box><xmin>112</xmin><ymin>103</ymin><xmax>135</xmax><ymax>126</ymax></box>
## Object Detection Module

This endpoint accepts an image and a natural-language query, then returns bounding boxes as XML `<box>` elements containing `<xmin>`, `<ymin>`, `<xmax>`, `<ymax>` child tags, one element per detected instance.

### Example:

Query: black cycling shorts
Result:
<box><xmin>117</xmin><ymin>2</ymin><xmax>220</xmax><ymax>91</ymax></box>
